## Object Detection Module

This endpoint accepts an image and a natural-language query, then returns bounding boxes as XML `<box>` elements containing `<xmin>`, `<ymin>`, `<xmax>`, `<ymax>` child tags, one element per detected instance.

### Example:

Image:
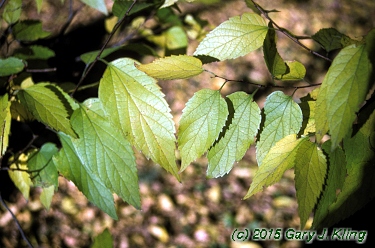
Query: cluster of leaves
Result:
<box><xmin>1</xmin><ymin>0</ymin><xmax>374</xmax><ymax>237</ymax></box>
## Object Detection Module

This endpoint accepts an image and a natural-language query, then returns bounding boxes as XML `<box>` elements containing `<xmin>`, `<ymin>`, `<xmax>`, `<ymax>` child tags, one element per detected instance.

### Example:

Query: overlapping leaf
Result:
<box><xmin>294</xmin><ymin>140</ymin><xmax>327</xmax><ymax>229</ymax></box>
<box><xmin>256</xmin><ymin>91</ymin><xmax>303</xmax><ymax>165</ymax></box>
<box><xmin>178</xmin><ymin>89</ymin><xmax>228</xmax><ymax>171</ymax></box>
<box><xmin>2</xmin><ymin>0</ymin><xmax>22</xmax><ymax>24</ymax></box>
<box><xmin>312</xmin><ymin>28</ymin><xmax>358</xmax><ymax>52</ymax></box>
<box><xmin>0</xmin><ymin>94</ymin><xmax>11</xmax><ymax>155</ymax></box>
<box><xmin>40</xmin><ymin>185</ymin><xmax>55</xmax><ymax>210</ymax></box>
<box><xmin>99</xmin><ymin>58</ymin><xmax>180</xmax><ymax>180</ymax></box>
<box><xmin>276</xmin><ymin>61</ymin><xmax>306</xmax><ymax>81</ymax></box>
<box><xmin>17</xmin><ymin>83</ymin><xmax>77</xmax><ymax>137</ymax></box>
<box><xmin>136</xmin><ymin>55</ymin><xmax>204</xmax><ymax>80</ymax></box>
<box><xmin>194</xmin><ymin>13</ymin><xmax>268</xmax><ymax>61</ymax></box>
<box><xmin>8</xmin><ymin>153</ymin><xmax>33</xmax><ymax>200</ymax></box>
<box><xmin>315</xmin><ymin>44</ymin><xmax>372</xmax><ymax>149</ymax></box>
<box><xmin>207</xmin><ymin>92</ymin><xmax>260</xmax><ymax>178</ymax></box>
<box><xmin>244</xmin><ymin>134</ymin><xmax>306</xmax><ymax>198</ymax></box>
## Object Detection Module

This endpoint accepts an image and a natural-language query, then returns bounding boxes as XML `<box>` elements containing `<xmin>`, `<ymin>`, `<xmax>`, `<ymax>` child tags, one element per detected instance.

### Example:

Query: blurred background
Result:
<box><xmin>1</xmin><ymin>0</ymin><xmax>374</xmax><ymax>247</ymax></box>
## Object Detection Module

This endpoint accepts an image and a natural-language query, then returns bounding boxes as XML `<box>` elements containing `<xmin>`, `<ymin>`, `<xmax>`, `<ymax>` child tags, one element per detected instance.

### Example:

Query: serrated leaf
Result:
<box><xmin>276</xmin><ymin>61</ymin><xmax>306</xmax><ymax>81</ymax></box>
<box><xmin>315</xmin><ymin>44</ymin><xmax>372</xmax><ymax>149</ymax></box>
<box><xmin>178</xmin><ymin>89</ymin><xmax>228</xmax><ymax>171</ymax></box>
<box><xmin>17</xmin><ymin>83</ymin><xmax>77</xmax><ymax>137</ymax></box>
<box><xmin>256</xmin><ymin>91</ymin><xmax>303</xmax><ymax>165</ymax></box>
<box><xmin>207</xmin><ymin>92</ymin><xmax>260</xmax><ymax>178</ymax></box>
<box><xmin>294</xmin><ymin>140</ymin><xmax>327</xmax><ymax>229</ymax></box>
<box><xmin>28</xmin><ymin>143</ymin><xmax>59</xmax><ymax>188</ymax></box>
<box><xmin>244</xmin><ymin>134</ymin><xmax>305</xmax><ymax>198</ymax></box>
<box><xmin>312</xmin><ymin>28</ymin><xmax>358</xmax><ymax>52</ymax></box>
<box><xmin>193</xmin><ymin>13</ymin><xmax>268</xmax><ymax>61</ymax></box>
<box><xmin>0</xmin><ymin>94</ymin><xmax>11</xmax><ymax>155</ymax></box>
<box><xmin>312</xmin><ymin>141</ymin><xmax>346</xmax><ymax>229</ymax></box>
<box><xmin>136</xmin><ymin>55</ymin><xmax>204</xmax><ymax>80</ymax></box>
<box><xmin>54</xmin><ymin>132</ymin><xmax>118</xmax><ymax>219</ymax></box>
<box><xmin>99</xmin><ymin>58</ymin><xmax>180</xmax><ymax>181</ymax></box>
<box><xmin>70</xmin><ymin>102</ymin><xmax>141</xmax><ymax>210</ymax></box>
<box><xmin>2</xmin><ymin>0</ymin><xmax>22</xmax><ymax>24</ymax></box>
<box><xmin>8</xmin><ymin>153</ymin><xmax>33</xmax><ymax>200</ymax></box>
<box><xmin>14</xmin><ymin>45</ymin><xmax>55</xmax><ymax>60</ymax></box>
<box><xmin>40</xmin><ymin>185</ymin><xmax>54</xmax><ymax>210</ymax></box>
<box><xmin>80</xmin><ymin>0</ymin><xmax>108</xmax><ymax>15</ymax></box>
<box><xmin>91</xmin><ymin>228</ymin><xmax>113</xmax><ymax>248</ymax></box>
<box><xmin>13</xmin><ymin>20</ymin><xmax>51</xmax><ymax>41</ymax></box>
<box><xmin>263</xmin><ymin>23</ymin><xmax>288</xmax><ymax>78</ymax></box>
<box><xmin>0</xmin><ymin>57</ymin><xmax>25</xmax><ymax>76</ymax></box>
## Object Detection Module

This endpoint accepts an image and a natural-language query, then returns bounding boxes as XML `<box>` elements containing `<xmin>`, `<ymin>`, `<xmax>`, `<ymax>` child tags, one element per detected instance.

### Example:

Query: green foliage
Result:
<box><xmin>1</xmin><ymin>0</ymin><xmax>375</xmax><ymax>243</ymax></box>
<box><xmin>91</xmin><ymin>228</ymin><xmax>113</xmax><ymax>248</ymax></box>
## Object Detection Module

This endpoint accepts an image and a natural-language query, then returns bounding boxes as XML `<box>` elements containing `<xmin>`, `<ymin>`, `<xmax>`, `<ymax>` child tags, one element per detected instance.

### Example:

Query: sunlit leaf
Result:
<box><xmin>17</xmin><ymin>83</ymin><xmax>77</xmax><ymax>137</ymax></box>
<box><xmin>294</xmin><ymin>140</ymin><xmax>327</xmax><ymax>229</ymax></box>
<box><xmin>136</xmin><ymin>55</ymin><xmax>204</xmax><ymax>80</ymax></box>
<box><xmin>2</xmin><ymin>0</ymin><xmax>22</xmax><ymax>24</ymax></box>
<box><xmin>256</xmin><ymin>91</ymin><xmax>303</xmax><ymax>165</ymax></box>
<box><xmin>207</xmin><ymin>92</ymin><xmax>260</xmax><ymax>178</ymax></box>
<box><xmin>40</xmin><ymin>185</ymin><xmax>55</xmax><ymax>210</ymax></box>
<box><xmin>315</xmin><ymin>44</ymin><xmax>372</xmax><ymax>149</ymax></box>
<box><xmin>244</xmin><ymin>134</ymin><xmax>306</xmax><ymax>198</ymax></box>
<box><xmin>8</xmin><ymin>153</ymin><xmax>33</xmax><ymax>200</ymax></box>
<box><xmin>0</xmin><ymin>57</ymin><xmax>25</xmax><ymax>76</ymax></box>
<box><xmin>194</xmin><ymin>13</ymin><xmax>268</xmax><ymax>60</ymax></box>
<box><xmin>99</xmin><ymin>58</ymin><xmax>180</xmax><ymax>180</ymax></box>
<box><xmin>0</xmin><ymin>94</ymin><xmax>11</xmax><ymax>156</ymax></box>
<box><xmin>91</xmin><ymin>228</ymin><xmax>113</xmax><ymax>248</ymax></box>
<box><xmin>178</xmin><ymin>89</ymin><xmax>228</xmax><ymax>171</ymax></box>
<box><xmin>80</xmin><ymin>0</ymin><xmax>108</xmax><ymax>15</ymax></box>
<box><xmin>13</xmin><ymin>20</ymin><xmax>51</xmax><ymax>41</ymax></box>
<box><xmin>276</xmin><ymin>61</ymin><xmax>306</xmax><ymax>81</ymax></box>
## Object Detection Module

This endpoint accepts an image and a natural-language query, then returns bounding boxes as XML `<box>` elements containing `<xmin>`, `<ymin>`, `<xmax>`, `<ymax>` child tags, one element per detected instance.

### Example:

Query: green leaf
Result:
<box><xmin>165</xmin><ymin>26</ymin><xmax>188</xmax><ymax>50</ymax></box>
<box><xmin>160</xmin><ymin>0</ymin><xmax>178</xmax><ymax>8</ymax></box>
<box><xmin>40</xmin><ymin>185</ymin><xmax>55</xmax><ymax>210</ymax></box>
<box><xmin>193</xmin><ymin>13</ymin><xmax>268</xmax><ymax>61</ymax></box>
<box><xmin>14</xmin><ymin>45</ymin><xmax>55</xmax><ymax>60</ymax></box>
<box><xmin>91</xmin><ymin>228</ymin><xmax>113</xmax><ymax>248</ymax></box>
<box><xmin>17</xmin><ymin>83</ymin><xmax>77</xmax><ymax>137</ymax></box>
<box><xmin>312</xmin><ymin>141</ymin><xmax>346</xmax><ymax>229</ymax></box>
<box><xmin>8</xmin><ymin>153</ymin><xmax>33</xmax><ymax>200</ymax></box>
<box><xmin>312</xmin><ymin>28</ymin><xmax>358</xmax><ymax>52</ymax></box>
<box><xmin>299</xmin><ymin>97</ymin><xmax>316</xmax><ymax>135</ymax></box>
<box><xmin>315</xmin><ymin>44</ymin><xmax>372</xmax><ymax>149</ymax></box>
<box><xmin>244</xmin><ymin>134</ymin><xmax>306</xmax><ymax>198</ymax></box>
<box><xmin>0</xmin><ymin>94</ymin><xmax>11</xmax><ymax>156</ymax></box>
<box><xmin>99</xmin><ymin>58</ymin><xmax>180</xmax><ymax>181</ymax></box>
<box><xmin>136</xmin><ymin>55</ymin><xmax>204</xmax><ymax>80</ymax></box>
<box><xmin>35</xmin><ymin>0</ymin><xmax>44</xmax><ymax>13</ymax></box>
<box><xmin>294</xmin><ymin>140</ymin><xmax>327</xmax><ymax>229</ymax></box>
<box><xmin>10</xmin><ymin>99</ymin><xmax>35</xmax><ymax>122</ymax></box>
<box><xmin>70</xmin><ymin>101</ymin><xmax>141</xmax><ymax>210</ymax></box>
<box><xmin>2</xmin><ymin>0</ymin><xmax>22</xmax><ymax>24</ymax></box>
<box><xmin>207</xmin><ymin>92</ymin><xmax>261</xmax><ymax>178</ymax></box>
<box><xmin>54</xmin><ymin>132</ymin><xmax>118</xmax><ymax>219</ymax></box>
<box><xmin>112</xmin><ymin>1</ymin><xmax>156</xmax><ymax>18</ymax></box>
<box><xmin>0</xmin><ymin>57</ymin><xmax>25</xmax><ymax>76</ymax></box>
<box><xmin>263</xmin><ymin>23</ymin><xmax>288</xmax><ymax>78</ymax></box>
<box><xmin>275</xmin><ymin>61</ymin><xmax>306</xmax><ymax>81</ymax></box>
<box><xmin>28</xmin><ymin>143</ymin><xmax>59</xmax><ymax>188</ymax></box>
<box><xmin>256</xmin><ymin>91</ymin><xmax>303</xmax><ymax>165</ymax></box>
<box><xmin>13</xmin><ymin>20</ymin><xmax>51</xmax><ymax>41</ymax></box>
<box><xmin>80</xmin><ymin>46</ymin><xmax>122</xmax><ymax>65</ymax></box>
<box><xmin>244</xmin><ymin>0</ymin><xmax>261</xmax><ymax>14</ymax></box>
<box><xmin>178</xmin><ymin>89</ymin><xmax>228</xmax><ymax>171</ymax></box>
<box><xmin>80</xmin><ymin>0</ymin><xmax>108</xmax><ymax>15</ymax></box>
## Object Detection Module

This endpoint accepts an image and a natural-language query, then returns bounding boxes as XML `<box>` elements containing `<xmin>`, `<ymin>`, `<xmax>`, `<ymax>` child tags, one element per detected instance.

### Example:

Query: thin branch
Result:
<box><xmin>251</xmin><ymin>0</ymin><xmax>332</xmax><ymax>62</ymax></box>
<box><xmin>71</xmin><ymin>0</ymin><xmax>139</xmax><ymax>97</ymax></box>
<box><xmin>26</xmin><ymin>68</ymin><xmax>57</xmax><ymax>73</ymax></box>
<box><xmin>0</xmin><ymin>192</ymin><xmax>34</xmax><ymax>248</ymax></box>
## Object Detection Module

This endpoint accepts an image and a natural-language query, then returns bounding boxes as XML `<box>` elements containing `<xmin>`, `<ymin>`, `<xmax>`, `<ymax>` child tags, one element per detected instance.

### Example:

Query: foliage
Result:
<box><xmin>0</xmin><ymin>0</ymin><xmax>374</xmax><ymax>245</ymax></box>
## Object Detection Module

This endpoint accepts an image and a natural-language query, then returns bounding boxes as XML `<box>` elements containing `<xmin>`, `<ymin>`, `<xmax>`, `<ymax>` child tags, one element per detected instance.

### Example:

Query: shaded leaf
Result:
<box><xmin>10</xmin><ymin>99</ymin><xmax>35</xmax><ymax>122</ymax></box>
<box><xmin>0</xmin><ymin>57</ymin><xmax>25</xmax><ymax>76</ymax></box>
<box><xmin>276</xmin><ymin>61</ymin><xmax>306</xmax><ymax>81</ymax></box>
<box><xmin>112</xmin><ymin>1</ymin><xmax>156</xmax><ymax>18</ymax></box>
<box><xmin>14</xmin><ymin>45</ymin><xmax>55</xmax><ymax>60</ymax></box>
<box><xmin>91</xmin><ymin>228</ymin><xmax>113</xmax><ymax>248</ymax></box>
<box><xmin>40</xmin><ymin>185</ymin><xmax>55</xmax><ymax>210</ymax></box>
<box><xmin>80</xmin><ymin>0</ymin><xmax>108</xmax><ymax>15</ymax></box>
<box><xmin>194</xmin><ymin>13</ymin><xmax>268</xmax><ymax>60</ymax></box>
<box><xmin>178</xmin><ymin>89</ymin><xmax>228</xmax><ymax>171</ymax></box>
<box><xmin>294</xmin><ymin>140</ymin><xmax>327</xmax><ymax>229</ymax></box>
<box><xmin>207</xmin><ymin>92</ymin><xmax>260</xmax><ymax>177</ymax></box>
<box><xmin>2</xmin><ymin>0</ymin><xmax>22</xmax><ymax>24</ymax></box>
<box><xmin>80</xmin><ymin>46</ymin><xmax>122</xmax><ymax>65</ymax></box>
<box><xmin>315</xmin><ymin>44</ymin><xmax>372</xmax><ymax>149</ymax></box>
<box><xmin>35</xmin><ymin>0</ymin><xmax>43</xmax><ymax>13</ymax></box>
<box><xmin>54</xmin><ymin>132</ymin><xmax>118</xmax><ymax>219</ymax></box>
<box><xmin>17</xmin><ymin>83</ymin><xmax>77</xmax><ymax>137</ymax></box>
<box><xmin>244</xmin><ymin>0</ymin><xmax>261</xmax><ymax>14</ymax></box>
<box><xmin>312</xmin><ymin>28</ymin><xmax>358</xmax><ymax>52</ymax></box>
<box><xmin>136</xmin><ymin>55</ymin><xmax>204</xmax><ymax>80</ymax></box>
<box><xmin>8</xmin><ymin>153</ymin><xmax>33</xmax><ymax>200</ymax></box>
<box><xmin>0</xmin><ymin>94</ymin><xmax>11</xmax><ymax>155</ymax></box>
<box><xmin>256</xmin><ymin>91</ymin><xmax>303</xmax><ymax>165</ymax></box>
<box><xmin>244</xmin><ymin>134</ymin><xmax>306</xmax><ymax>198</ymax></box>
<box><xmin>99</xmin><ymin>58</ymin><xmax>180</xmax><ymax>180</ymax></box>
<box><xmin>13</xmin><ymin>20</ymin><xmax>51</xmax><ymax>41</ymax></box>
<box><xmin>299</xmin><ymin>98</ymin><xmax>316</xmax><ymax>135</ymax></box>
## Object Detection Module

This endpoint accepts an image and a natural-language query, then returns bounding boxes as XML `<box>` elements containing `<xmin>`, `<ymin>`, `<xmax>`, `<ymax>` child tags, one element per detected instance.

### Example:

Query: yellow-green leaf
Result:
<box><xmin>194</xmin><ymin>13</ymin><xmax>268</xmax><ymax>61</ymax></box>
<box><xmin>8</xmin><ymin>154</ymin><xmax>33</xmax><ymax>200</ymax></box>
<box><xmin>178</xmin><ymin>89</ymin><xmax>228</xmax><ymax>171</ymax></box>
<box><xmin>2</xmin><ymin>0</ymin><xmax>22</xmax><ymax>24</ymax></box>
<box><xmin>0</xmin><ymin>94</ymin><xmax>11</xmax><ymax>156</ymax></box>
<box><xmin>136</xmin><ymin>55</ymin><xmax>204</xmax><ymax>80</ymax></box>
<box><xmin>91</xmin><ymin>228</ymin><xmax>113</xmax><ymax>248</ymax></box>
<box><xmin>99</xmin><ymin>58</ymin><xmax>180</xmax><ymax>181</ymax></box>
<box><xmin>40</xmin><ymin>185</ymin><xmax>55</xmax><ymax>210</ymax></box>
<box><xmin>275</xmin><ymin>61</ymin><xmax>306</xmax><ymax>81</ymax></box>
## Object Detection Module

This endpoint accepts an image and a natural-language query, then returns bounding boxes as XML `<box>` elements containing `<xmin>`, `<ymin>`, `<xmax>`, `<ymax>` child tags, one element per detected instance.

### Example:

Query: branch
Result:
<box><xmin>251</xmin><ymin>0</ymin><xmax>332</xmax><ymax>62</ymax></box>
<box><xmin>0</xmin><ymin>192</ymin><xmax>33</xmax><ymax>248</ymax></box>
<box><xmin>71</xmin><ymin>0</ymin><xmax>139</xmax><ymax>97</ymax></box>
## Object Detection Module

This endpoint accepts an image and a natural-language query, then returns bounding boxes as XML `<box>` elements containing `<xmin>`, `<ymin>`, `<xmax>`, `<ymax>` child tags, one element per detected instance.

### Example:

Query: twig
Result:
<box><xmin>26</xmin><ymin>68</ymin><xmax>57</xmax><ymax>73</ymax></box>
<box><xmin>71</xmin><ymin>0</ymin><xmax>139</xmax><ymax>97</ymax></box>
<box><xmin>251</xmin><ymin>0</ymin><xmax>332</xmax><ymax>62</ymax></box>
<box><xmin>0</xmin><ymin>192</ymin><xmax>34</xmax><ymax>248</ymax></box>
